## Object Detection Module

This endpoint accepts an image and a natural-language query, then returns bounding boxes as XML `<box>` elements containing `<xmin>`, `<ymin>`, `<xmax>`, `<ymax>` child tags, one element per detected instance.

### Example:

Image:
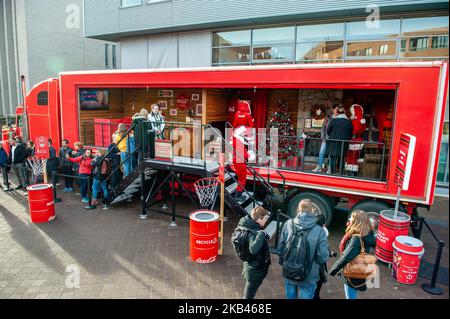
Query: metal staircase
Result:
<box><xmin>205</xmin><ymin>124</ymin><xmax>286</xmax><ymax>240</ymax></box>
<box><xmin>99</xmin><ymin>120</ymin><xmax>286</xmax><ymax>240</ymax></box>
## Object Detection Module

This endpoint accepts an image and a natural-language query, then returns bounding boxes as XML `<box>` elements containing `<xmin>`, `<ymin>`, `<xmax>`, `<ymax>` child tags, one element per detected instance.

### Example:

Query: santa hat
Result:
<box><xmin>350</xmin><ymin>104</ymin><xmax>366</xmax><ymax>125</ymax></box>
<box><xmin>237</xmin><ymin>100</ymin><xmax>251</xmax><ymax>114</ymax></box>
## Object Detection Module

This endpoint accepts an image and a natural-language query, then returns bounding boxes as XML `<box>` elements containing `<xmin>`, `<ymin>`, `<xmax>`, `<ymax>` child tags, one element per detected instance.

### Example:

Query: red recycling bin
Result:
<box><xmin>375</xmin><ymin>209</ymin><xmax>410</xmax><ymax>263</ymax></box>
<box><xmin>392</xmin><ymin>236</ymin><xmax>425</xmax><ymax>285</ymax></box>
<box><xmin>27</xmin><ymin>184</ymin><xmax>55</xmax><ymax>223</ymax></box>
<box><xmin>189</xmin><ymin>210</ymin><xmax>219</xmax><ymax>264</ymax></box>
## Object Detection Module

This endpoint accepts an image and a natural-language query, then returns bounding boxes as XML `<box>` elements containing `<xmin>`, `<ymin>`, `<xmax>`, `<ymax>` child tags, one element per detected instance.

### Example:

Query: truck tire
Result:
<box><xmin>348</xmin><ymin>200</ymin><xmax>391</xmax><ymax>235</ymax></box>
<box><xmin>287</xmin><ymin>191</ymin><xmax>334</xmax><ymax>226</ymax></box>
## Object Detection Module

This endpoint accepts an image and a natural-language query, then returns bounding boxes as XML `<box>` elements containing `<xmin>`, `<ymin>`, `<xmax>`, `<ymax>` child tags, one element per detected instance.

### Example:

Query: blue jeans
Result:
<box><xmin>79</xmin><ymin>173</ymin><xmax>90</xmax><ymax>199</ymax></box>
<box><xmin>284</xmin><ymin>280</ymin><xmax>317</xmax><ymax>299</ymax></box>
<box><xmin>120</xmin><ymin>152</ymin><xmax>131</xmax><ymax>177</ymax></box>
<box><xmin>318</xmin><ymin>142</ymin><xmax>327</xmax><ymax>167</ymax></box>
<box><xmin>92</xmin><ymin>178</ymin><xmax>109</xmax><ymax>201</ymax></box>
<box><xmin>344</xmin><ymin>284</ymin><xmax>358</xmax><ymax>299</ymax></box>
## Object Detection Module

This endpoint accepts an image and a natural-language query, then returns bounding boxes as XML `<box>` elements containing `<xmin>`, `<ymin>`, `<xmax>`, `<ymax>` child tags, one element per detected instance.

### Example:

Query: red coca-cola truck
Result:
<box><xmin>13</xmin><ymin>62</ymin><xmax>448</xmax><ymax>223</ymax></box>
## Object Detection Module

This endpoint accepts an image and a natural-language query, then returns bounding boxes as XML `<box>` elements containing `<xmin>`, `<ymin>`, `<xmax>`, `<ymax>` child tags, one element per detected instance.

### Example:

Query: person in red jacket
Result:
<box><xmin>67</xmin><ymin>149</ymin><xmax>93</xmax><ymax>203</ymax></box>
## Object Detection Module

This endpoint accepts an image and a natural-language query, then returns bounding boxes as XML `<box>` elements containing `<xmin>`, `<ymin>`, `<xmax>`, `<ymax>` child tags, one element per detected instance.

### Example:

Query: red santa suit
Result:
<box><xmin>233</xmin><ymin>126</ymin><xmax>249</xmax><ymax>193</ymax></box>
<box><xmin>346</xmin><ymin>104</ymin><xmax>367</xmax><ymax>173</ymax></box>
<box><xmin>232</xmin><ymin>101</ymin><xmax>255</xmax><ymax>195</ymax></box>
<box><xmin>233</xmin><ymin>100</ymin><xmax>254</xmax><ymax>128</ymax></box>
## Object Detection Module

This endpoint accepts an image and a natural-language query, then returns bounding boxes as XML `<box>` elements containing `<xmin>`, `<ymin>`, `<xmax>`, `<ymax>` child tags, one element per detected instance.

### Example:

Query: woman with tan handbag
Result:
<box><xmin>329</xmin><ymin>210</ymin><xmax>377</xmax><ymax>299</ymax></box>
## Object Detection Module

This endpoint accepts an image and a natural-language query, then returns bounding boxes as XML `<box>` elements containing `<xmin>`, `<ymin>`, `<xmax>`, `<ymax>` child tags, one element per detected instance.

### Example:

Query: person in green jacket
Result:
<box><xmin>238</xmin><ymin>206</ymin><xmax>271</xmax><ymax>299</ymax></box>
<box><xmin>329</xmin><ymin>210</ymin><xmax>376</xmax><ymax>299</ymax></box>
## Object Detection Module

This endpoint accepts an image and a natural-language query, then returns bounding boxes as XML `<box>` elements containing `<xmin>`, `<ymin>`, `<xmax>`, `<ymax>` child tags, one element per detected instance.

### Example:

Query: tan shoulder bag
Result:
<box><xmin>342</xmin><ymin>236</ymin><xmax>377</xmax><ymax>280</ymax></box>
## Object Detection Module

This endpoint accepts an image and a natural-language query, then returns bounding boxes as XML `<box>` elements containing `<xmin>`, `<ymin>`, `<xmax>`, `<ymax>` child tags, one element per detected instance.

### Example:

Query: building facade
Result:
<box><xmin>0</xmin><ymin>0</ymin><xmax>117</xmax><ymax>117</ymax></box>
<box><xmin>83</xmin><ymin>0</ymin><xmax>449</xmax><ymax>188</ymax></box>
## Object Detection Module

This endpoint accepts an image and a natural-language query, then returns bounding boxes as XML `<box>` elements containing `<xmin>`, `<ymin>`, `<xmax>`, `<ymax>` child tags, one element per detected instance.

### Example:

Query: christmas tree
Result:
<box><xmin>268</xmin><ymin>99</ymin><xmax>296</xmax><ymax>161</ymax></box>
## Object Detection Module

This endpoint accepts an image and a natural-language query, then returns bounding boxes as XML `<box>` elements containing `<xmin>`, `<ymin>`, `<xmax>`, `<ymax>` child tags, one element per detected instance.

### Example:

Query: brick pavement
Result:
<box><xmin>0</xmin><ymin>174</ymin><xmax>448</xmax><ymax>299</ymax></box>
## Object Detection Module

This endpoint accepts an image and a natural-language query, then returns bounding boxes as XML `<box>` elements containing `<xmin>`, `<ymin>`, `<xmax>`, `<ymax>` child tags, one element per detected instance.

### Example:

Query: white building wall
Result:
<box><xmin>120</xmin><ymin>31</ymin><xmax>212</xmax><ymax>69</ymax></box>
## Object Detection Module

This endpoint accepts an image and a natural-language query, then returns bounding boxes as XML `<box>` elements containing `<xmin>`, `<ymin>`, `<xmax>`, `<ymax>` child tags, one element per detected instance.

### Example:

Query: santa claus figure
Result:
<box><xmin>233</xmin><ymin>100</ymin><xmax>254</xmax><ymax>128</ymax></box>
<box><xmin>346</xmin><ymin>104</ymin><xmax>367</xmax><ymax>175</ymax></box>
<box><xmin>232</xmin><ymin>100</ymin><xmax>255</xmax><ymax>202</ymax></box>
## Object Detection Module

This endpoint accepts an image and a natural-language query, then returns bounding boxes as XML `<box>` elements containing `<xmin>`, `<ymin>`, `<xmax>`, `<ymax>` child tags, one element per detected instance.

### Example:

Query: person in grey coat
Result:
<box><xmin>277</xmin><ymin>199</ymin><xmax>329</xmax><ymax>299</ymax></box>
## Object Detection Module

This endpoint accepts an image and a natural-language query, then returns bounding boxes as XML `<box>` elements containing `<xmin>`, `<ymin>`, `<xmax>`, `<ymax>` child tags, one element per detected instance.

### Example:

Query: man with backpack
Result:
<box><xmin>232</xmin><ymin>206</ymin><xmax>271</xmax><ymax>299</ymax></box>
<box><xmin>277</xmin><ymin>199</ymin><xmax>329</xmax><ymax>299</ymax></box>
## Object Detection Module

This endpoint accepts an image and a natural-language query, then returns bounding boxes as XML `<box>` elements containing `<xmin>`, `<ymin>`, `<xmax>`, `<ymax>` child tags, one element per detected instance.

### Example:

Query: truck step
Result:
<box><xmin>111</xmin><ymin>193</ymin><xmax>133</xmax><ymax>205</ymax></box>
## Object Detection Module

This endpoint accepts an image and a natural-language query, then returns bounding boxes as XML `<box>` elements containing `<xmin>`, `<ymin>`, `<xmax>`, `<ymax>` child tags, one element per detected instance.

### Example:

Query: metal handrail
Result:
<box><xmin>225</xmin><ymin>122</ymin><xmax>287</xmax><ymax>193</ymax></box>
<box><xmin>207</xmin><ymin>123</ymin><xmax>284</xmax><ymax>204</ymax></box>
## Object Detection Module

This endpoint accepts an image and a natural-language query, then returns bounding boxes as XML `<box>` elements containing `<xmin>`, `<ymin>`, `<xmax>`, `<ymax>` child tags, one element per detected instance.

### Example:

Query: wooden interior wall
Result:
<box><xmin>123</xmin><ymin>88</ymin><xmax>203</xmax><ymax>124</ymax></box>
<box><xmin>204</xmin><ymin>89</ymin><xmax>229</xmax><ymax>123</ymax></box>
<box><xmin>266</xmin><ymin>90</ymin><xmax>299</xmax><ymax>129</ymax></box>
<box><xmin>79</xmin><ymin>88</ymin><xmax>125</xmax><ymax>146</ymax></box>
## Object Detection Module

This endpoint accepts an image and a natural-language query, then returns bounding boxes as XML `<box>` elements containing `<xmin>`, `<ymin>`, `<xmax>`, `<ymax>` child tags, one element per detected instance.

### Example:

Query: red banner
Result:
<box><xmin>35</xmin><ymin>136</ymin><xmax>49</xmax><ymax>159</ymax></box>
<box><xmin>394</xmin><ymin>133</ymin><xmax>416</xmax><ymax>191</ymax></box>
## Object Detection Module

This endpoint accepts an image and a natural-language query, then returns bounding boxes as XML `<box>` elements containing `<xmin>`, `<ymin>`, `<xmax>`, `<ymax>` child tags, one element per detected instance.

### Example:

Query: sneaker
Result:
<box><xmin>76</xmin><ymin>192</ymin><xmax>81</xmax><ymax>196</ymax></box>
<box><xmin>312</xmin><ymin>166</ymin><xmax>321</xmax><ymax>173</ymax></box>
<box><xmin>14</xmin><ymin>185</ymin><xmax>23</xmax><ymax>190</ymax></box>
<box><xmin>102</xmin><ymin>205</ymin><xmax>109</xmax><ymax>210</ymax></box>
<box><xmin>82</xmin><ymin>198</ymin><xmax>89</xmax><ymax>203</ymax></box>
<box><xmin>63</xmin><ymin>188</ymin><xmax>70</xmax><ymax>192</ymax></box>
<box><xmin>67</xmin><ymin>187</ymin><xmax>74</xmax><ymax>192</ymax></box>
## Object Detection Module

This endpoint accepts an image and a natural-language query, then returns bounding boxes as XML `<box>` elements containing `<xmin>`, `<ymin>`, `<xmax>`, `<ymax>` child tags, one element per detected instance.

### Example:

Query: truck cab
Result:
<box><xmin>14</xmin><ymin>78</ymin><xmax>62</xmax><ymax>150</ymax></box>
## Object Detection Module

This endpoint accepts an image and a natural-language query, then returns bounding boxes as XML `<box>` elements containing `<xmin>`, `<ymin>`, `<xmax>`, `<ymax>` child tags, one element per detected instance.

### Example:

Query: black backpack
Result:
<box><xmin>231</xmin><ymin>226</ymin><xmax>257</xmax><ymax>262</ymax></box>
<box><xmin>281</xmin><ymin>220</ymin><xmax>317</xmax><ymax>281</ymax></box>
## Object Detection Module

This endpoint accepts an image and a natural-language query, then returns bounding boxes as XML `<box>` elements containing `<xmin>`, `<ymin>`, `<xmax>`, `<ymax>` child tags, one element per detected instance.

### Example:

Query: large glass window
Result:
<box><xmin>213</xmin><ymin>47</ymin><xmax>250</xmax><ymax>64</ymax></box>
<box><xmin>346</xmin><ymin>19</ymin><xmax>400</xmax><ymax>40</ymax></box>
<box><xmin>212</xmin><ymin>15</ymin><xmax>448</xmax><ymax>66</ymax></box>
<box><xmin>296</xmin><ymin>41</ymin><xmax>343</xmax><ymax>62</ymax></box>
<box><xmin>347</xmin><ymin>40</ymin><xmax>397</xmax><ymax>58</ymax></box>
<box><xmin>401</xmin><ymin>16</ymin><xmax>449</xmax><ymax>35</ymax></box>
<box><xmin>252</xmin><ymin>26</ymin><xmax>295</xmax><ymax>45</ymax></box>
<box><xmin>213</xmin><ymin>30</ymin><xmax>251</xmax><ymax>47</ymax></box>
<box><xmin>297</xmin><ymin>23</ymin><xmax>345</xmax><ymax>42</ymax></box>
<box><xmin>253</xmin><ymin>45</ymin><xmax>294</xmax><ymax>62</ymax></box>
<box><xmin>121</xmin><ymin>0</ymin><xmax>142</xmax><ymax>7</ymax></box>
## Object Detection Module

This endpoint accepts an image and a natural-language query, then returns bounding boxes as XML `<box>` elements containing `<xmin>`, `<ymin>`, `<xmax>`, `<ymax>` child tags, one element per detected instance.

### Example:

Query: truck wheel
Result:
<box><xmin>348</xmin><ymin>200</ymin><xmax>391</xmax><ymax>235</ymax></box>
<box><xmin>287</xmin><ymin>191</ymin><xmax>333</xmax><ymax>226</ymax></box>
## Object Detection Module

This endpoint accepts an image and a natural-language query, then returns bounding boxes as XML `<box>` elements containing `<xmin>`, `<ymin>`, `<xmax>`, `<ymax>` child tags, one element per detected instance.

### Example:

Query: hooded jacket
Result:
<box><xmin>277</xmin><ymin>213</ymin><xmax>329</xmax><ymax>286</ymax></box>
<box><xmin>238</xmin><ymin>215</ymin><xmax>271</xmax><ymax>283</ymax></box>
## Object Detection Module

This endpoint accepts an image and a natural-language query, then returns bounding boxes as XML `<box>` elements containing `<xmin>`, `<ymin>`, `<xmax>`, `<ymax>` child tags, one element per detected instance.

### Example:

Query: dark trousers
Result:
<box><xmin>1</xmin><ymin>166</ymin><xmax>9</xmax><ymax>187</ymax></box>
<box><xmin>243</xmin><ymin>280</ymin><xmax>263</xmax><ymax>299</ymax></box>
<box><xmin>79</xmin><ymin>173</ymin><xmax>90</xmax><ymax>199</ymax></box>
<box><xmin>61</xmin><ymin>166</ymin><xmax>73</xmax><ymax>188</ymax></box>
<box><xmin>12</xmin><ymin>162</ymin><xmax>29</xmax><ymax>187</ymax></box>
<box><xmin>111</xmin><ymin>166</ymin><xmax>122</xmax><ymax>189</ymax></box>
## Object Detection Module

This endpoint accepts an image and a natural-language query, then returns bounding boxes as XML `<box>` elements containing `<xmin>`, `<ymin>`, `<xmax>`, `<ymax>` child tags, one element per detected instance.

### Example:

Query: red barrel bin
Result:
<box><xmin>392</xmin><ymin>236</ymin><xmax>425</xmax><ymax>285</ymax></box>
<box><xmin>189</xmin><ymin>210</ymin><xmax>219</xmax><ymax>264</ymax></box>
<box><xmin>375</xmin><ymin>209</ymin><xmax>410</xmax><ymax>263</ymax></box>
<box><xmin>27</xmin><ymin>184</ymin><xmax>55</xmax><ymax>223</ymax></box>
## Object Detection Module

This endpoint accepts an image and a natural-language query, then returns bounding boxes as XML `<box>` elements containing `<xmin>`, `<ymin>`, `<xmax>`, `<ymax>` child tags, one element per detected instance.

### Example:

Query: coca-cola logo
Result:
<box><xmin>196</xmin><ymin>238</ymin><xmax>217</xmax><ymax>245</ymax></box>
<box><xmin>196</xmin><ymin>256</ymin><xmax>216</xmax><ymax>264</ymax></box>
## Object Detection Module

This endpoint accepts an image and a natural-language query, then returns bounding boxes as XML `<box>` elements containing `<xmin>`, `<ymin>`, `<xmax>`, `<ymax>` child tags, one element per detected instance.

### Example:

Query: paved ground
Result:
<box><xmin>0</xmin><ymin>174</ymin><xmax>448</xmax><ymax>299</ymax></box>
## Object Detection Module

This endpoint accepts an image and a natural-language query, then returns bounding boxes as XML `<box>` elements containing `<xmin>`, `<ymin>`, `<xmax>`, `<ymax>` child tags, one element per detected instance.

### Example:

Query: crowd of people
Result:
<box><xmin>1</xmin><ymin>134</ymin><xmax>124</xmax><ymax>210</ymax></box>
<box><xmin>234</xmin><ymin>200</ymin><xmax>376</xmax><ymax>300</ymax></box>
<box><xmin>0</xmin><ymin>104</ymin><xmax>167</xmax><ymax>208</ymax></box>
